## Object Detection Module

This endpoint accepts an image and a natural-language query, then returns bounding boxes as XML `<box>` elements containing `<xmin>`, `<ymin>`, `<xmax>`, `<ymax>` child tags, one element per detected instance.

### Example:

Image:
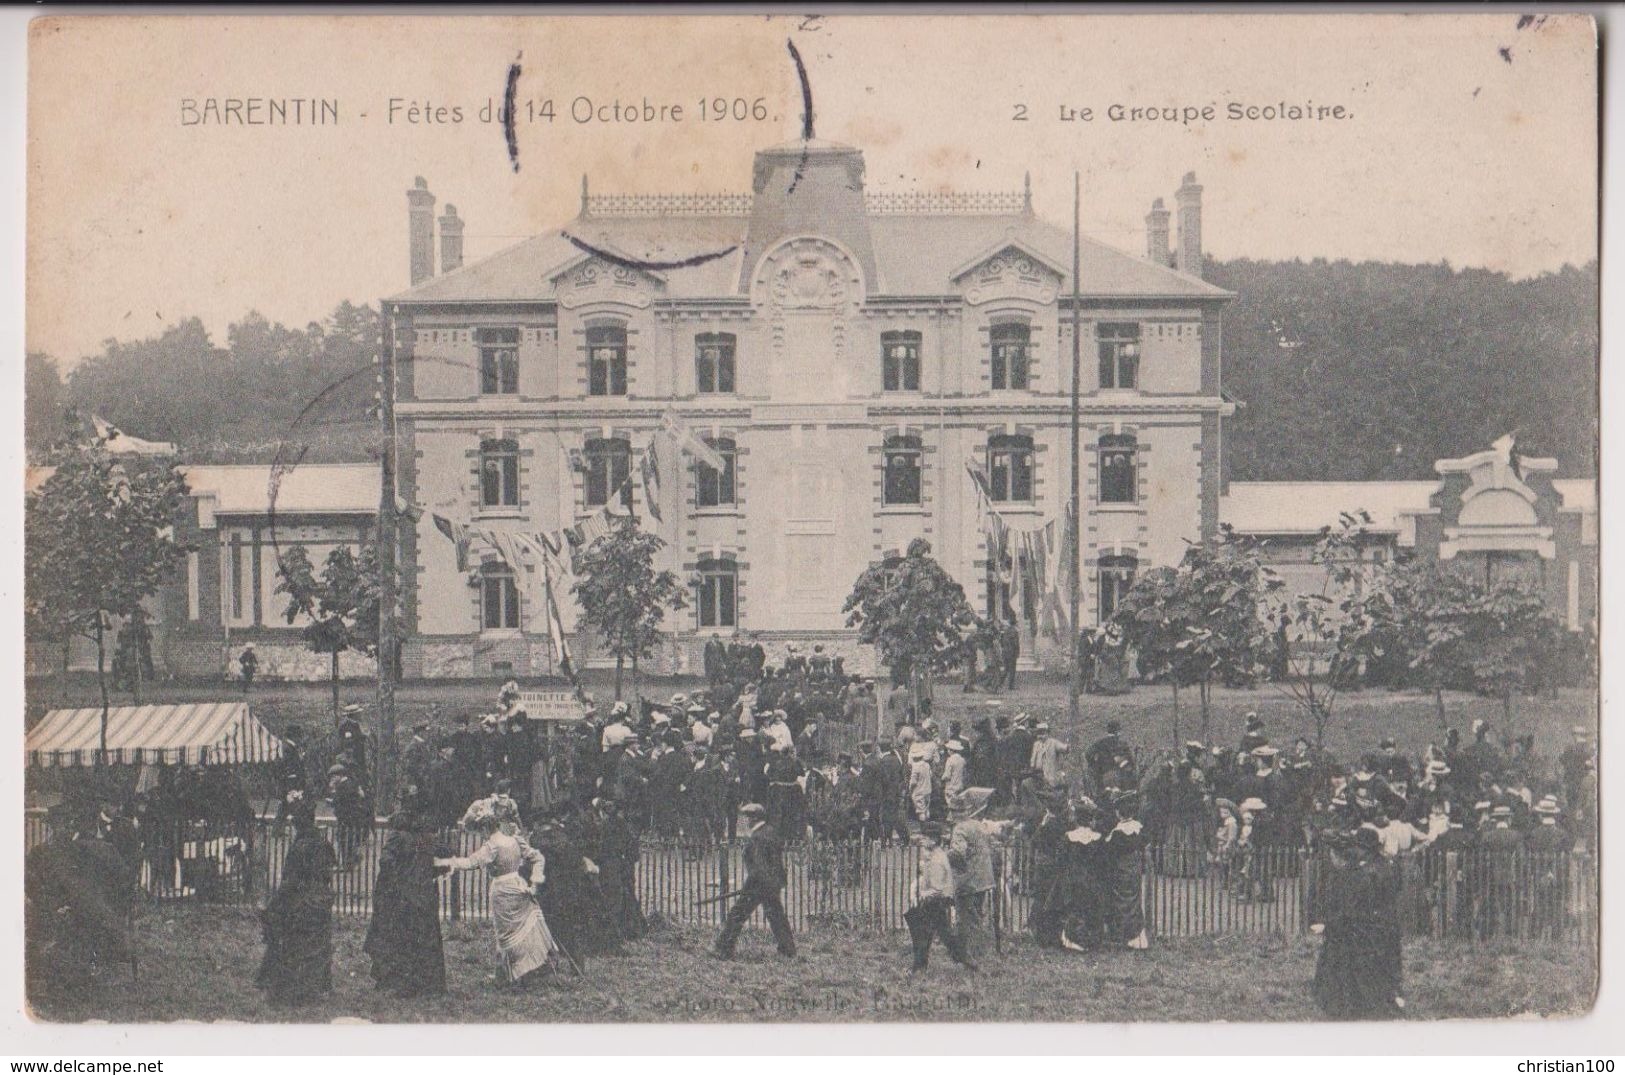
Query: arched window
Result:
<box><xmin>584</xmin><ymin>437</ymin><xmax>632</xmax><ymax>509</ymax></box>
<box><xmin>478</xmin><ymin>327</ymin><xmax>520</xmax><ymax>395</ymax></box>
<box><xmin>1097</xmin><ymin>322</ymin><xmax>1141</xmax><ymax>390</ymax></box>
<box><xmin>987</xmin><ymin>433</ymin><xmax>1034</xmax><ymax>503</ymax></box>
<box><xmin>1098</xmin><ymin>432</ymin><xmax>1138</xmax><ymax>505</ymax></box>
<box><xmin>587</xmin><ymin>324</ymin><xmax>628</xmax><ymax>397</ymax></box>
<box><xmin>990</xmin><ymin>321</ymin><xmax>1031</xmax><ymax>390</ymax></box>
<box><xmin>883</xmin><ymin>434</ymin><xmax>923</xmax><ymax>506</ymax></box>
<box><xmin>696</xmin><ymin>333</ymin><xmax>736</xmax><ymax>394</ymax></box>
<box><xmin>1097</xmin><ymin>553</ymin><xmax>1138</xmax><ymax>624</ymax></box>
<box><xmin>481</xmin><ymin>562</ymin><xmax>521</xmax><ymax>631</ymax></box>
<box><xmin>882</xmin><ymin>330</ymin><xmax>921</xmax><ymax>392</ymax></box>
<box><xmin>696</xmin><ymin>557</ymin><xmax>738</xmax><ymax>628</ymax></box>
<box><xmin>696</xmin><ymin>437</ymin><xmax>737</xmax><ymax>508</ymax></box>
<box><xmin>480</xmin><ymin>438</ymin><xmax>519</xmax><ymax>509</ymax></box>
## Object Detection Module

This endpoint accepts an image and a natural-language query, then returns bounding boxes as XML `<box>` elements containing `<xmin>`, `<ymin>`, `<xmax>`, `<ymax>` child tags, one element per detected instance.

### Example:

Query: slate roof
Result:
<box><xmin>388</xmin><ymin>208</ymin><xmax>1230</xmax><ymax>304</ymax></box>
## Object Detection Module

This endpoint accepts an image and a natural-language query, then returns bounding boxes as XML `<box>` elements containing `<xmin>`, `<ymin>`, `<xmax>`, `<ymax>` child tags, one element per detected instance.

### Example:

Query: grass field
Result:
<box><xmin>28</xmin><ymin>672</ymin><xmax>1596</xmax><ymax>790</ymax></box>
<box><xmin>27</xmin><ymin>905</ymin><xmax>1596</xmax><ymax>1024</ymax></box>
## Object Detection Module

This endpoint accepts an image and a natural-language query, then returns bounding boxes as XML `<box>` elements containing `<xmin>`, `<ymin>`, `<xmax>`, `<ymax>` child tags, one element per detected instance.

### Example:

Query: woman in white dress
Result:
<box><xmin>437</xmin><ymin>795</ymin><xmax>559</xmax><ymax>985</ymax></box>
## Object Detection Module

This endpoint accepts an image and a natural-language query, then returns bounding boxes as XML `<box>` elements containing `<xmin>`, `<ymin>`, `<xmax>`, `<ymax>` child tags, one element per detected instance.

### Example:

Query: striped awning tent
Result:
<box><xmin>26</xmin><ymin>702</ymin><xmax>284</xmax><ymax>768</ymax></box>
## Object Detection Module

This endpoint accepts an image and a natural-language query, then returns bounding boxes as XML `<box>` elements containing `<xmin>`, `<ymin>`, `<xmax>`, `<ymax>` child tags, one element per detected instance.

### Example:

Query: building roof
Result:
<box><xmin>1552</xmin><ymin>478</ymin><xmax>1596</xmax><ymax>513</ymax></box>
<box><xmin>388</xmin><ymin>207</ymin><xmax>1231</xmax><ymax>305</ymax></box>
<box><xmin>183</xmin><ymin>464</ymin><xmax>378</xmax><ymax>516</ymax></box>
<box><xmin>1222</xmin><ymin>476</ymin><xmax>1598</xmax><ymax>545</ymax></box>
<box><xmin>1220</xmin><ymin>481</ymin><xmax>1439</xmax><ymax>538</ymax></box>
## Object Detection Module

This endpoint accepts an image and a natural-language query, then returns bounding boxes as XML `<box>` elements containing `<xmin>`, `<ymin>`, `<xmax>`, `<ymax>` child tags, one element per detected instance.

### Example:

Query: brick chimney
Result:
<box><xmin>439</xmin><ymin>203</ymin><xmax>464</xmax><ymax>274</ymax></box>
<box><xmin>1145</xmin><ymin>197</ymin><xmax>1171</xmax><ymax>266</ymax></box>
<box><xmin>407</xmin><ymin>176</ymin><xmax>436</xmax><ymax>286</ymax></box>
<box><xmin>1175</xmin><ymin>172</ymin><xmax>1203</xmax><ymax>278</ymax></box>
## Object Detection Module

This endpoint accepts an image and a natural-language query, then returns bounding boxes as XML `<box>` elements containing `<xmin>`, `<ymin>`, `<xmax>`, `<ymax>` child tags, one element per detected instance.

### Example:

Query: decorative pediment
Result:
<box><xmin>552</xmin><ymin>254</ymin><xmax>661</xmax><ymax>309</ymax></box>
<box><xmin>751</xmin><ymin>237</ymin><xmax>865</xmax><ymax>311</ymax></box>
<box><xmin>953</xmin><ymin>241</ymin><xmax>1064</xmax><ymax>307</ymax></box>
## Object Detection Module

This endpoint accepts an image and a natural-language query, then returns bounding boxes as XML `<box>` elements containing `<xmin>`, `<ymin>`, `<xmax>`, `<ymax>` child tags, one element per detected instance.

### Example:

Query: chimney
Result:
<box><xmin>439</xmin><ymin>203</ymin><xmax>464</xmax><ymax>273</ymax></box>
<box><xmin>1145</xmin><ymin>197</ymin><xmax>1171</xmax><ymax>266</ymax></box>
<box><xmin>407</xmin><ymin>176</ymin><xmax>436</xmax><ymax>286</ymax></box>
<box><xmin>1175</xmin><ymin>171</ymin><xmax>1203</xmax><ymax>278</ymax></box>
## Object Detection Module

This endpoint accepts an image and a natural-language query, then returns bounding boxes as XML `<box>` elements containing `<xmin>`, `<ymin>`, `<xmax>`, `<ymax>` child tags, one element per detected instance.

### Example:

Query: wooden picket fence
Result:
<box><xmin>24</xmin><ymin>813</ymin><xmax>1597</xmax><ymax>945</ymax></box>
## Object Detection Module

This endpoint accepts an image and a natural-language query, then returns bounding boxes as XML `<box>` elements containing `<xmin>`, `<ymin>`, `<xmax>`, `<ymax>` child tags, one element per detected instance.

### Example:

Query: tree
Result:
<box><xmin>843</xmin><ymin>538</ymin><xmax>975</xmax><ymax>695</ymax></box>
<box><xmin>25</xmin><ymin>352</ymin><xmax>67</xmax><ymax>460</ymax></box>
<box><xmin>275</xmin><ymin>543</ymin><xmax>382</xmax><ymax>723</ymax></box>
<box><xmin>1114</xmin><ymin>528</ymin><xmax>1274</xmax><ymax>744</ymax></box>
<box><xmin>572</xmin><ymin>520</ymin><xmax>687</xmax><ymax>700</ymax></box>
<box><xmin>1451</xmin><ymin>582</ymin><xmax>1570</xmax><ymax>734</ymax></box>
<box><xmin>1263</xmin><ymin>512</ymin><xmax>1390</xmax><ymax>751</ymax></box>
<box><xmin>24</xmin><ymin>437</ymin><xmax>191</xmax><ymax>752</ymax></box>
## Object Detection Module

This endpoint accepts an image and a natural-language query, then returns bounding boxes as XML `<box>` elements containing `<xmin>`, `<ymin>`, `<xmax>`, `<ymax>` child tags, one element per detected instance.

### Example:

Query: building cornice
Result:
<box><xmin>396</xmin><ymin>395</ymin><xmax>1236</xmax><ymax>422</ymax></box>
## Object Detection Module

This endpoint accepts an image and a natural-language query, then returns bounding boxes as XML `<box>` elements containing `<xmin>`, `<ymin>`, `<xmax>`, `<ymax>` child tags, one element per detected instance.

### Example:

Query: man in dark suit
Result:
<box><xmin>713</xmin><ymin>803</ymin><xmax>797</xmax><ymax>959</ymax></box>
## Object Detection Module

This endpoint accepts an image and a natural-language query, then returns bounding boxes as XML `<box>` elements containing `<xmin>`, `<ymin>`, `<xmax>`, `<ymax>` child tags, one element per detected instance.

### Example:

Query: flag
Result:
<box><xmin>965</xmin><ymin>459</ymin><xmax>995</xmax><ymax>505</ymax></box>
<box><xmin>432</xmin><ymin>513</ymin><xmax>470</xmax><ymax>571</ymax></box>
<box><xmin>640</xmin><ymin>434</ymin><xmax>663</xmax><ymax>524</ymax></box>
<box><xmin>576</xmin><ymin>506</ymin><xmax>616</xmax><ymax>549</ymax></box>
<box><xmin>540</xmin><ymin>554</ymin><xmax>574</xmax><ymax>677</ymax></box>
<box><xmin>659</xmin><ymin>411</ymin><xmax>727</xmax><ymax>472</ymax></box>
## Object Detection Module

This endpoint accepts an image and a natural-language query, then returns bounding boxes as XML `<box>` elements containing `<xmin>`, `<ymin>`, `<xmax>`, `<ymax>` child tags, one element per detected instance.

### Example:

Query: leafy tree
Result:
<box><xmin>24</xmin><ymin>437</ymin><xmax>191</xmax><ymax>752</ymax></box>
<box><xmin>25</xmin><ymin>352</ymin><xmax>67</xmax><ymax>460</ymax></box>
<box><xmin>275</xmin><ymin>543</ymin><xmax>382</xmax><ymax>723</ymax></box>
<box><xmin>1263</xmin><ymin>512</ymin><xmax>1391</xmax><ymax>751</ymax></box>
<box><xmin>843</xmin><ymin>538</ymin><xmax>975</xmax><ymax>695</ymax></box>
<box><xmin>1451</xmin><ymin>582</ymin><xmax>1571</xmax><ymax>734</ymax></box>
<box><xmin>1209</xmin><ymin>258</ymin><xmax>1596</xmax><ymax>482</ymax></box>
<box><xmin>1114</xmin><ymin>527</ymin><xmax>1274</xmax><ymax>744</ymax></box>
<box><xmin>572</xmin><ymin>521</ymin><xmax>687</xmax><ymax>700</ymax></box>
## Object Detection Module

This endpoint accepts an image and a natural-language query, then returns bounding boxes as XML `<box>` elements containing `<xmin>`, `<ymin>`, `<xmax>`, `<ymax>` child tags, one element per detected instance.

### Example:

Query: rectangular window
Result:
<box><xmin>882</xmin><ymin>331</ymin><xmax>921</xmax><ymax>392</ymax></box>
<box><xmin>587</xmin><ymin>325</ymin><xmax>628</xmax><ymax>397</ymax></box>
<box><xmin>228</xmin><ymin>535</ymin><xmax>245</xmax><ymax>620</ymax></box>
<box><xmin>988</xmin><ymin>437</ymin><xmax>1034</xmax><ymax>503</ymax></box>
<box><xmin>482</xmin><ymin>570</ymin><xmax>521</xmax><ymax>630</ymax></box>
<box><xmin>990</xmin><ymin>323</ymin><xmax>1031</xmax><ymax>390</ymax></box>
<box><xmin>696</xmin><ymin>439</ymin><xmax>737</xmax><ymax>508</ymax></box>
<box><xmin>1098</xmin><ymin>556</ymin><xmax>1138</xmax><ymax>624</ymax></box>
<box><xmin>883</xmin><ymin>435</ymin><xmax>923</xmax><ymax>506</ymax></box>
<box><xmin>696</xmin><ymin>334</ymin><xmax>736</xmax><ymax>394</ymax></box>
<box><xmin>698</xmin><ymin>561</ymin><xmax>738</xmax><ymax>628</ymax></box>
<box><xmin>585</xmin><ymin>439</ymin><xmax>633</xmax><ymax>509</ymax></box>
<box><xmin>1098</xmin><ymin>434</ymin><xmax>1138</xmax><ymax>505</ymax></box>
<box><xmin>481</xmin><ymin>439</ymin><xmax>520</xmax><ymax>509</ymax></box>
<box><xmin>1097</xmin><ymin>322</ymin><xmax>1141</xmax><ymax>390</ymax></box>
<box><xmin>479</xmin><ymin>328</ymin><xmax>520</xmax><ymax>395</ymax></box>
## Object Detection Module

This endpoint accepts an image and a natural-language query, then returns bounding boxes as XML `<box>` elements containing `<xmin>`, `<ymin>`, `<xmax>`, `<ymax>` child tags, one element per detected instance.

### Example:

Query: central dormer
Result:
<box><xmin>737</xmin><ymin>140</ymin><xmax>878</xmax><ymax>294</ymax></box>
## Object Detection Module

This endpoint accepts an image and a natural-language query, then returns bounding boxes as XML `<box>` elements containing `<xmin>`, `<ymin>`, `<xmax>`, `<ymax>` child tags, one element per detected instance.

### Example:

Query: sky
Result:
<box><xmin>25</xmin><ymin>13</ymin><xmax>1597</xmax><ymax>368</ymax></box>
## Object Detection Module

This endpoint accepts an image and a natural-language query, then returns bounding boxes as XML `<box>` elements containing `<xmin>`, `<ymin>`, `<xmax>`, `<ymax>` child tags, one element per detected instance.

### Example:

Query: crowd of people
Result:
<box><xmin>26</xmin><ymin>637</ymin><xmax>1596</xmax><ymax>1018</ymax></box>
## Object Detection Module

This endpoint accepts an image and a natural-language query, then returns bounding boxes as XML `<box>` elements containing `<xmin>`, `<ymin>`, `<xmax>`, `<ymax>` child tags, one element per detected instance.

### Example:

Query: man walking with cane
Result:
<box><xmin>712</xmin><ymin>803</ymin><xmax>797</xmax><ymax>961</ymax></box>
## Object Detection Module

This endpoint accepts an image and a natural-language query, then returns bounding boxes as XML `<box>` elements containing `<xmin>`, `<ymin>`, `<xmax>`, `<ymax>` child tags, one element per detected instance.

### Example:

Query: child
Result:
<box><xmin>904</xmin><ymin>823</ymin><xmax>976</xmax><ymax>973</ymax></box>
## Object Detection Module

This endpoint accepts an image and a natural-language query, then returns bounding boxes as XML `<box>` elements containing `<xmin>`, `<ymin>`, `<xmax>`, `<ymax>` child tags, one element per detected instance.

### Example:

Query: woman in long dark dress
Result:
<box><xmin>1101</xmin><ymin>790</ymin><xmax>1150</xmax><ymax>949</ymax></box>
<box><xmin>1311</xmin><ymin>827</ymin><xmax>1404</xmax><ymax>1019</ymax></box>
<box><xmin>256</xmin><ymin>795</ymin><xmax>336</xmax><ymax>1007</ymax></box>
<box><xmin>530</xmin><ymin>816</ymin><xmax>598</xmax><ymax>973</ymax></box>
<box><xmin>363</xmin><ymin>807</ymin><xmax>450</xmax><ymax>997</ymax></box>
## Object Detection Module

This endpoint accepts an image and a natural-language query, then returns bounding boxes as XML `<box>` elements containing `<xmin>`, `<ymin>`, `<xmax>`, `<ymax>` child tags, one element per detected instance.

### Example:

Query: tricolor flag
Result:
<box><xmin>640</xmin><ymin>434</ymin><xmax>664</xmax><ymax>523</ymax></box>
<box><xmin>432</xmin><ymin>513</ymin><xmax>470</xmax><ymax>571</ymax></box>
<box><xmin>659</xmin><ymin>411</ymin><xmax>727</xmax><ymax>472</ymax></box>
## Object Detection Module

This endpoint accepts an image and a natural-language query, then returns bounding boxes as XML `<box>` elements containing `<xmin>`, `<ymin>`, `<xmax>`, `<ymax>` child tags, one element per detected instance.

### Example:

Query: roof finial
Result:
<box><xmin>580</xmin><ymin>174</ymin><xmax>590</xmax><ymax>217</ymax></box>
<box><xmin>1023</xmin><ymin>171</ymin><xmax>1033</xmax><ymax>214</ymax></box>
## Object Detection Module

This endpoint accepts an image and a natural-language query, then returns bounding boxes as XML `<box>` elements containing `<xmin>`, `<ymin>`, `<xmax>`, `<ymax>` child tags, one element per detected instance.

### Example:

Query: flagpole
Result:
<box><xmin>1068</xmin><ymin>171</ymin><xmax>1083</xmax><ymax>729</ymax></box>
